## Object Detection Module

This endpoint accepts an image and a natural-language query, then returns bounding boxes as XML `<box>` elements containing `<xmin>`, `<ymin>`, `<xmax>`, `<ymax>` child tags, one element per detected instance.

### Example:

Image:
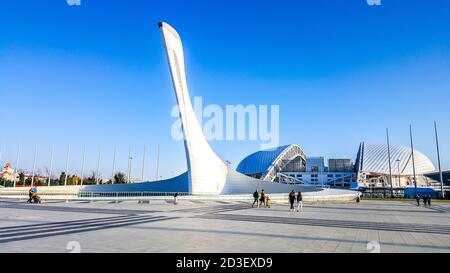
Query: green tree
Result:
<box><xmin>19</xmin><ymin>172</ymin><xmax>25</xmax><ymax>184</ymax></box>
<box><xmin>83</xmin><ymin>171</ymin><xmax>97</xmax><ymax>185</ymax></box>
<box><xmin>59</xmin><ymin>172</ymin><xmax>67</xmax><ymax>185</ymax></box>
<box><xmin>114</xmin><ymin>172</ymin><xmax>126</xmax><ymax>184</ymax></box>
<box><xmin>68</xmin><ymin>175</ymin><xmax>80</xmax><ymax>186</ymax></box>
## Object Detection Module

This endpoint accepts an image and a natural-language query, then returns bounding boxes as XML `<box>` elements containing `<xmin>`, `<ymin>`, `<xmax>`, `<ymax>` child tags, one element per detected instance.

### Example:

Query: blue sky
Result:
<box><xmin>0</xmin><ymin>0</ymin><xmax>449</xmax><ymax>179</ymax></box>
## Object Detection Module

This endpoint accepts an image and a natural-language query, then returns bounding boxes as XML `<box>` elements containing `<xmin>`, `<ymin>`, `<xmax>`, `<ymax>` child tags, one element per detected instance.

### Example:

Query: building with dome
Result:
<box><xmin>235</xmin><ymin>142</ymin><xmax>437</xmax><ymax>190</ymax></box>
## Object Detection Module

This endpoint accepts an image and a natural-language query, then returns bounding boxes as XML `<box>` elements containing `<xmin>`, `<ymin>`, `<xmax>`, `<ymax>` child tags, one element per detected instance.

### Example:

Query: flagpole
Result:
<box><xmin>31</xmin><ymin>145</ymin><xmax>37</xmax><ymax>187</ymax></box>
<box><xmin>48</xmin><ymin>145</ymin><xmax>54</xmax><ymax>186</ymax></box>
<box><xmin>111</xmin><ymin>145</ymin><xmax>116</xmax><ymax>184</ymax></box>
<box><xmin>434</xmin><ymin>121</ymin><xmax>445</xmax><ymax>199</ymax></box>
<box><xmin>409</xmin><ymin>125</ymin><xmax>417</xmax><ymax>195</ymax></box>
<box><xmin>64</xmin><ymin>144</ymin><xmax>70</xmax><ymax>186</ymax></box>
<box><xmin>80</xmin><ymin>145</ymin><xmax>86</xmax><ymax>186</ymax></box>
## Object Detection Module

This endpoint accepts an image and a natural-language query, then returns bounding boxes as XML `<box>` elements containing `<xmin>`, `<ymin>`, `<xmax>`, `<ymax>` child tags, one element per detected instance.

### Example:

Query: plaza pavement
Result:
<box><xmin>0</xmin><ymin>198</ymin><xmax>449</xmax><ymax>253</ymax></box>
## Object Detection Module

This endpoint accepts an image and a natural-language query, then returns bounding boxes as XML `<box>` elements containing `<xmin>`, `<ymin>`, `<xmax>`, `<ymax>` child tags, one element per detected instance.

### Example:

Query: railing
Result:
<box><xmin>77</xmin><ymin>191</ymin><xmax>191</xmax><ymax>199</ymax></box>
<box><xmin>360</xmin><ymin>188</ymin><xmax>405</xmax><ymax>199</ymax></box>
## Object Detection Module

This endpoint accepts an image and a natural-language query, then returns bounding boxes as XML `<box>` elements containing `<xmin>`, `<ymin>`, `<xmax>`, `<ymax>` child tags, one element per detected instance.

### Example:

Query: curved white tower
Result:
<box><xmin>159</xmin><ymin>22</ymin><xmax>228</xmax><ymax>194</ymax></box>
<box><xmin>81</xmin><ymin>22</ymin><xmax>325</xmax><ymax>196</ymax></box>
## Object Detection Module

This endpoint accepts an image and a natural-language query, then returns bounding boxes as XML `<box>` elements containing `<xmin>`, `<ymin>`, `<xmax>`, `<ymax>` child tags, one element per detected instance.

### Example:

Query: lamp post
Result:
<box><xmin>396</xmin><ymin>159</ymin><xmax>401</xmax><ymax>188</ymax></box>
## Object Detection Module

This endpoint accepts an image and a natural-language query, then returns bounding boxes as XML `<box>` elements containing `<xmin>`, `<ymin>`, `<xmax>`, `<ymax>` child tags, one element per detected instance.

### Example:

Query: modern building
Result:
<box><xmin>236</xmin><ymin>145</ymin><xmax>306</xmax><ymax>181</ymax></box>
<box><xmin>328</xmin><ymin>159</ymin><xmax>353</xmax><ymax>173</ymax></box>
<box><xmin>236</xmin><ymin>141</ymin><xmax>438</xmax><ymax>190</ymax></box>
<box><xmin>355</xmin><ymin>142</ymin><xmax>435</xmax><ymax>188</ymax></box>
<box><xmin>424</xmin><ymin>170</ymin><xmax>450</xmax><ymax>193</ymax></box>
<box><xmin>237</xmin><ymin>147</ymin><xmax>357</xmax><ymax>188</ymax></box>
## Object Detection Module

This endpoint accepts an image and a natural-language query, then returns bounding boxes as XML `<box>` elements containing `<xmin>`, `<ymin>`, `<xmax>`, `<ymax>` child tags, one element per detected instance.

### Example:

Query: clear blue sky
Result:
<box><xmin>1</xmin><ymin>0</ymin><xmax>449</xmax><ymax>179</ymax></box>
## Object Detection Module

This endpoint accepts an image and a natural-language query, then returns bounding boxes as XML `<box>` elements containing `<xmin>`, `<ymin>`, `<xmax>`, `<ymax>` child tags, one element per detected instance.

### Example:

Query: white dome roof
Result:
<box><xmin>356</xmin><ymin>142</ymin><xmax>435</xmax><ymax>175</ymax></box>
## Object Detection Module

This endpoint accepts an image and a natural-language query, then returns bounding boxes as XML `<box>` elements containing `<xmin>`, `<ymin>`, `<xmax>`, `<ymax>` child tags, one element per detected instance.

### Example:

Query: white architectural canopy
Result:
<box><xmin>236</xmin><ymin>144</ymin><xmax>306</xmax><ymax>182</ymax></box>
<box><xmin>355</xmin><ymin>142</ymin><xmax>435</xmax><ymax>176</ymax></box>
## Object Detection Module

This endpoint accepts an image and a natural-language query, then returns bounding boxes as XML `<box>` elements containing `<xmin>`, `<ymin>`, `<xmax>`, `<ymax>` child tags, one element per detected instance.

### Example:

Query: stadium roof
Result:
<box><xmin>236</xmin><ymin>144</ymin><xmax>306</xmax><ymax>181</ymax></box>
<box><xmin>355</xmin><ymin>142</ymin><xmax>435</xmax><ymax>175</ymax></box>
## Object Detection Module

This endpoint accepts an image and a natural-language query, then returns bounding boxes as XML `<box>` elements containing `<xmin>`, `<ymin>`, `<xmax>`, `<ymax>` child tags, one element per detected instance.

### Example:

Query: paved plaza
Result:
<box><xmin>0</xmin><ymin>198</ymin><xmax>449</xmax><ymax>253</ymax></box>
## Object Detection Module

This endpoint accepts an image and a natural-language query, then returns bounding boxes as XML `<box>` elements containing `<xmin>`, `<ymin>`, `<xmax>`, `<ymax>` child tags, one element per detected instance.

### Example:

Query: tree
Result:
<box><xmin>59</xmin><ymin>172</ymin><xmax>67</xmax><ymax>185</ymax></box>
<box><xmin>83</xmin><ymin>171</ymin><xmax>97</xmax><ymax>185</ymax></box>
<box><xmin>114</xmin><ymin>172</ymin><xmax>126</xmax><ymax>184</ymax></box>
<box><xmin>19</xmin><ymin>172</ymin><xmax>25</xmax><ymax>184</ymax></box>
<box><xmin>68</xmin><ymin>175</ymin><xmax>80</xmax><ymax>186</ymax></box>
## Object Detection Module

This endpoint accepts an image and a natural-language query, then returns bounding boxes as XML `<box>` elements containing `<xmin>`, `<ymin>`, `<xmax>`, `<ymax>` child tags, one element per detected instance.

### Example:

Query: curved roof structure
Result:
<box><xmin>355</xmin><ymin>142</ymin><xmax>435</xmax><ymax>175</ymax></box>
<box><xmin>236</xmin><ymin>144</ymin><xmax>306</xmax><ymax>182</ymax></box>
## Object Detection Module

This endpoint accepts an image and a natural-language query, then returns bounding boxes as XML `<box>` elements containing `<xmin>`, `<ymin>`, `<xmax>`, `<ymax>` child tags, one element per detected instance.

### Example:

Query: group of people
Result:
<box><xmin>27</xmin><ymin>186</ymin><xmax>41</xmax><ymax>204</ymax></box>
<box><xmin>289</xmin><ymin>190</ymin><xmax>303</xmax><ymax>212</ymax></box>
<box><xmin>415</xmin><ymin>194</ymin><xmax>432</xmax><ymax>207</ymax></box>
<box><xmin>252</xmin><ymin>189</ymin><xmax>271</xmax><ymax>208</ymax></box>
<box><xmin>252</xmin><ymin>189</ymin><xmax>303</xmax><ymax>212</ymax></box>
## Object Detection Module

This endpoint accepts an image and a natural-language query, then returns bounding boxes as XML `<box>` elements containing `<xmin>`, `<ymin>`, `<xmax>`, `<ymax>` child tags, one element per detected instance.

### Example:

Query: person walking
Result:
<box><xmin>173</xmin><ymin>192</ymin><xmax>179</xmax><ymax>205</ymax></box>
<box><xmin>252</xmin><ymin>189</ymin><xmax>259</xmax><ymax>208</ymax></box>
<box><xmin>423</xmin><ymin>195</ymin><xmax>428</xmax><ymax>207</ymax></box>
<box><xmin>427</xmin><ymin>195</ymin><xmax>432</xmax><ymax>207</ymax></box>
<box><xmin>265</xmin><ymin>195</ymin><xmax>271</xmax><ymax>208</ymax></box>
<box><xmin>259</xmin><ymin>190</ymin><xmax>266</xmax><ymax>208</ymax></box>
<box><xmin>296</xmin><ymin>191</ymin><xmax>303</xmax><ymax>212</ymax></box>
<box><xmin>27</xmin><ymin>187</ymin><xmax>33</xmax><ymax>203</ymax></box>
<box><xmin>289</xmin><ymin>190</ymin><xmax>296</xmax><ymax>212</ymax></box>
<box><xmin>415</xmin><ymin>194</ymin><xmax>420</xmax><ymax>206</ymax></box>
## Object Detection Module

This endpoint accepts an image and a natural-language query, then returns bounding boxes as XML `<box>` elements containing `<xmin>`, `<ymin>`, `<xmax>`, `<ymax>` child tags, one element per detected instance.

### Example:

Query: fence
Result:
<box><xmin>359</xmin><ymin>188</ymin><xmax>405</xmax><ymax>199</ymax></box>
<box><xmin>77</xmin><ymin>191</ymin><xmax>191</xmax><ymax>199</ymax></box>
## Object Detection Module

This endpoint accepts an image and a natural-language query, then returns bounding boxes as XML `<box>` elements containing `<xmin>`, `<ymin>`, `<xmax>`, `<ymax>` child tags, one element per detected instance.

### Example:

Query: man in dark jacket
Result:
<box><xmin>289</xmin><ymin>190</ymin><xmax>296</xmax><ymax>212</ymax></box>
<box><xmin>252</xmin><ymin>190</ymin><xmax>259</xmax><ymax>208</ymax></box>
